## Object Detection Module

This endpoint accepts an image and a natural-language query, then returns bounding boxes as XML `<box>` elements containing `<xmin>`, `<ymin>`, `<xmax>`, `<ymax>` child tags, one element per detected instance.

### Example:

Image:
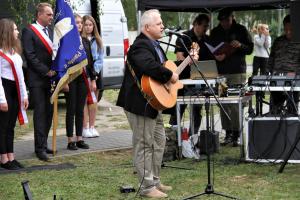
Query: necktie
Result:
<box><xmin>43</xmin><ymin>27</ymin><xmax>48</xmax><ymax>36</ymax></box>
<box><xmin>154</xmin><ymin>41</ymin><xmax>165</xmax><ymax>63</ymax></box>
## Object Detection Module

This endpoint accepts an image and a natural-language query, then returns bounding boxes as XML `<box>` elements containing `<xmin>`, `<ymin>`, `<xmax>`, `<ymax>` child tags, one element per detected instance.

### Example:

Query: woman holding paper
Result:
<box><xmin>0</xmin><ymin>19</ymin><xmax>28</xmax><ymax>170</ymax></box>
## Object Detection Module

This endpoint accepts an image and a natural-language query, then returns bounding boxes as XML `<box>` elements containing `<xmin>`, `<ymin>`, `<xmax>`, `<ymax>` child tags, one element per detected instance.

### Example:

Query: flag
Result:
<box><xmin>50</xmin><ymin>0</ymin><xmax>87</xmax><ymax>103</ymax></box>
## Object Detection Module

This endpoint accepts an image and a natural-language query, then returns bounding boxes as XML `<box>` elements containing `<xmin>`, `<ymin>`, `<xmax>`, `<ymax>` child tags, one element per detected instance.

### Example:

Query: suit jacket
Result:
<box><xmin>21</xmin><ymin>25</ymin><xmax>53</xmax><ymax>88</ymax></box>
<box><xmin>116</xmin><ymin>33</ymin><xmax>173</xmax><ymax>119</ymax></box>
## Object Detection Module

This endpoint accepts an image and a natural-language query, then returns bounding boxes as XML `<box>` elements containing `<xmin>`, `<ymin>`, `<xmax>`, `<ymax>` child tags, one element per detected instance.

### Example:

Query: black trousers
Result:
<box><xmin>30</xmin><ymin>86</ymin><xmax>53</xmax><ymax>153</ymax></box>
<box><xmin>252</xmin><ymin>56</ymin><xmax>268</xmax><ymax>76</ymax></box>
<box><xmin>0</xmin><ymin>78</ymin><xmax>19</xmax><ymax>154</ymax></box>
<box><xmin>65</xmin><ymin>75</ymin><xmax>87</xmax><ymax>137</ymax></box>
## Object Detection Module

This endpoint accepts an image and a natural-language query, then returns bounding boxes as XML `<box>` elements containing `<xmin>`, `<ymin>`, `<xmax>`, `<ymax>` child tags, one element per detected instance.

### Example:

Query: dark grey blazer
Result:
<box><xmin>116</xmin><ymin>33</ymin><xmax>173</xmax><ymax>119</ymax></box>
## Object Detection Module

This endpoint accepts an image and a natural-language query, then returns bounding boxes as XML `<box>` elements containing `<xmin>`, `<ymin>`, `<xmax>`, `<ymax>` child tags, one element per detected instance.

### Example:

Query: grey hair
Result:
<box><xmin>140</xmin><ymin>9</ymin><xmax>161</xmax><ymax>31</ymax></box>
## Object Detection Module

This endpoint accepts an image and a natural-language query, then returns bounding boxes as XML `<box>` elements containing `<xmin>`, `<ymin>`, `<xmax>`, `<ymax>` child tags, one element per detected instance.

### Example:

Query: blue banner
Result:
<box><xmin>51</xmin><ymin>0</ymin><xmax>87</xmax><ymax>102</ymax></box>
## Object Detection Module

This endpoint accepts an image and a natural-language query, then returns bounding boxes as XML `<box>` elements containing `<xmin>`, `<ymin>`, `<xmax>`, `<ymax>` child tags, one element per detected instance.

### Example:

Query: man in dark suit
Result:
<box><xmin>117</xmin><ymin>9</ymin><xmax>179</xmax><ymax>198</ymax></box>
<box><xmin>22</xmin><ymin>3</ymin><xmax>55</xmax><ymax>161</ymax></box>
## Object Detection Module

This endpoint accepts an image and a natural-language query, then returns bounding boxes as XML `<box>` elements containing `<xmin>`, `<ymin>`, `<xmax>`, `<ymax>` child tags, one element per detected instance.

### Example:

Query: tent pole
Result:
<box><xmin>137</xmin><ymin>10</ymin><xmax>142</xmax><ymax>34</ymax></box>
<box><xmin>210</xmin><ymin>11</ymin><xmax>213</xmax><ymax>31</ymax></box>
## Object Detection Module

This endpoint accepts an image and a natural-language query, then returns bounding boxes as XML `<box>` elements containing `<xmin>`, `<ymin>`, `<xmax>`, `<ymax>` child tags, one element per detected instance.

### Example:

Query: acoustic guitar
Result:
<box><xmin>141</xmin><ymin>43</ymin><xmax>199</xmax><ymax>110</ymax></box>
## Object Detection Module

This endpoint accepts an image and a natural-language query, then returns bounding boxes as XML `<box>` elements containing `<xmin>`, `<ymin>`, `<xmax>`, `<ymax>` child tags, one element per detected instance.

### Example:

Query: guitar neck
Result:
<box><xmin>176</xmin><ymin>56</ymin><xmax>191</xmax><ymax>75</ymax></box>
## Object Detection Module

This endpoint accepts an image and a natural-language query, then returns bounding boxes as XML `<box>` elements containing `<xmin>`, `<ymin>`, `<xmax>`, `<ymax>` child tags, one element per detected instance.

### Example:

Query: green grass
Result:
<box><xmin>167</xmin><ymin>51</ymin><xmax>176</xmax><ymax>61</ymax></box>
<box><xmin>103</xmin><ymin>89</ymin><xmax>120</xmax><ymax>104</ymax></box>
<box><xmin>1</xmin><ymin>149</ymin><xmax>300</xmax><ymax>199</ymax></box>
<box><xmin>15</xmin><ymin>99</ymin><xmax>67</xmax><ymax>139</ymax></box>
<box><xmin>246</xmin><ymin>54</ymin><xmax>254</xmax><ymax>65</ymax></box>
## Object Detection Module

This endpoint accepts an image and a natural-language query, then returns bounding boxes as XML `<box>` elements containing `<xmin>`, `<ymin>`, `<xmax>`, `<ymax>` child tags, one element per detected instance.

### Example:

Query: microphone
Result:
<box><xmin>164</xmin><ymin>29</ymin><xmax>186</xmax><ymax>37</ymax></box>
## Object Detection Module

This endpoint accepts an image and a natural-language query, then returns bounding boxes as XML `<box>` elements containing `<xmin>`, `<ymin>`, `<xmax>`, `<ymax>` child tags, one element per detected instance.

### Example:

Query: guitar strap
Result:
<box><xmin>126</xmin><ymin>61</ymin><xmax>152</xmax><ymax>101</ymax></box>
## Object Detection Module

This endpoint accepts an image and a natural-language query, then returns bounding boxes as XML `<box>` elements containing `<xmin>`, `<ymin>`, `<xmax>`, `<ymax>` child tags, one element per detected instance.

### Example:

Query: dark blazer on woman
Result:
<box><xmin>116</xmin><ymin>33</ymin><xmax>173</xmax><ymax>119</ymax></box>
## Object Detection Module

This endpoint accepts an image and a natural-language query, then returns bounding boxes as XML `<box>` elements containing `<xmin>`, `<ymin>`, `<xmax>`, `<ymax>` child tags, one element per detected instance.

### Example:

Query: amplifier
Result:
<box><xmin>245</xmin><ymin>117</ymin><xmax>300</xmax><ymax>163</ymax></box>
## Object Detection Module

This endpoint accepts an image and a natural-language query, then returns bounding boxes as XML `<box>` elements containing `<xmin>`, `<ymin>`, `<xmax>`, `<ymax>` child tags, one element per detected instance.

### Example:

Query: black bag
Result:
<box><xmin>163</xmin><ymin>127</ymin><xmax>179</xmax><ymax>162</ymax></box>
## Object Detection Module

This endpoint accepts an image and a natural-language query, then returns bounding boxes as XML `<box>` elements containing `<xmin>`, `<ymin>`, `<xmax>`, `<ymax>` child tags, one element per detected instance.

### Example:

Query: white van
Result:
<box><xmin>71</xmin><ymin>0</ymin><xmax>129</xmax><ymax>89</ymax></box>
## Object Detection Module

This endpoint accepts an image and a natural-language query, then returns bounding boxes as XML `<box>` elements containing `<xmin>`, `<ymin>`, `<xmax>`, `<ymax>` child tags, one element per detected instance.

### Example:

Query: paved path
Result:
<box><xmin>15</xmin><ymin>130</ymin><xmax>133</xmax><ymax>161</ymax></box>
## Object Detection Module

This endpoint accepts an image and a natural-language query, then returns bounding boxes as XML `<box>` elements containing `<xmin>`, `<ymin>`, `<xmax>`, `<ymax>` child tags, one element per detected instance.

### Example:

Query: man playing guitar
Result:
<box><xmin>117</xmin><ymin>9</ymin><xmax>197</xmax><ymax>198</ymax></box>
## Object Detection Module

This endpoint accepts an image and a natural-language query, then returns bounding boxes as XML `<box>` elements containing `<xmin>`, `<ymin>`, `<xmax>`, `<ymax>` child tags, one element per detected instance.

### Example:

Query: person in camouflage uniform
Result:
<box><xmin>267</xmin><ymin>15</ymin><xmax>300</xmax><ymax>115</ymax></box>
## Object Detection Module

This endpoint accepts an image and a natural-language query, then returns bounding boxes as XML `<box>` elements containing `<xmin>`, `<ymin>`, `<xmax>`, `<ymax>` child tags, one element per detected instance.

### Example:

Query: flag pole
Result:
<box><xmin>52</xmin><ymin>96</ymin><xmax>58</xmax><ymax>156</ymax></box>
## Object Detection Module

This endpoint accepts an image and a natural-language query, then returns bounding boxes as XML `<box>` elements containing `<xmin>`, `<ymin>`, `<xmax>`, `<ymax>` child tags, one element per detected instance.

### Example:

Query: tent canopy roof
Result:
<box><xmin>137</xmin><ymin>0</ymin><xmax>291</xmax><ymax>12</ymax></box>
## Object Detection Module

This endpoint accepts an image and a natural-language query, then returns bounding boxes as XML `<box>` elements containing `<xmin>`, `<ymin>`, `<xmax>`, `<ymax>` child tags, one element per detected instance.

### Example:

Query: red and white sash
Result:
<box><xmin>0</xmin><ymin>51</ymin><xmax>28</xmax><ymax>125</ymax></box>
<box><xmin>82</xmin><ymin>69</ymin><xmax>97</xmax><ymax>105</ymax></box>
<box><xmin>29</xmin><ymin>24</ymin><xmax>53</xmax><ymax>55</ymax></box>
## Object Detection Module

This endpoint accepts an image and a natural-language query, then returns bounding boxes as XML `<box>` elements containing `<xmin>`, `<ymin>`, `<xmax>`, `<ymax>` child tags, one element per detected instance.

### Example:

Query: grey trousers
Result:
<box><xmin>125</xmin><ymin>111</ymin><xmax>166</xmax><ymax>194</ymax></box>
<box><xmin>220</xmin><ymin>73</ymin><xmax>246</xmax><ymax>131</ymax></box>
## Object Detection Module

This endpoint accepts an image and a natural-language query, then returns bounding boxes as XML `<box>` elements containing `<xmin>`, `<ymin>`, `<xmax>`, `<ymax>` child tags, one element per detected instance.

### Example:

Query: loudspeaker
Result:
<box><xmin>198</xmin><ymin>130</ymin><xmax>219</xmax><ymax>154</ymax></box>
<box><xmin>291</xmin><ymin>1</ymin><xmax>300</xmax><ymax>43</ymax></box>
<box><xmin>245</xmin><ymin>117</ymin><xmax>300</xmax><ymax>163</ymax></box>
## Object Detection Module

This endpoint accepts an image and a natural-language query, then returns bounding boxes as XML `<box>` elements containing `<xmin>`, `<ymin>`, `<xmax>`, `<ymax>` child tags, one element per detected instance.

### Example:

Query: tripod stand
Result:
<box><xmin>278</xmin><ymin>127</ymin><xmax>300</xmax><ymax>173</ymax></box>
<box><xmin>183</xmin><ymin>92</ymin><xmax>239</xmax><ymax>200</ymax></box>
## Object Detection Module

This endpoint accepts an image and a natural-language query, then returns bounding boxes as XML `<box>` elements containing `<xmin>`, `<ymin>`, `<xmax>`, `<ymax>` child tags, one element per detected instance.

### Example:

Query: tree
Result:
<box><xmin>122</xmin><ymin>0</ymin><xmax>137</xmax><ymax>31</ymax></box>
<box><xmin>7</xmin><ymin>0</ymin><xmax>90</xmax><ymax>28</ymax></box>
<box><xmin>7</xmin><ymin>0</ymin><xmax>55</xmax><ymax>27</ymax></box>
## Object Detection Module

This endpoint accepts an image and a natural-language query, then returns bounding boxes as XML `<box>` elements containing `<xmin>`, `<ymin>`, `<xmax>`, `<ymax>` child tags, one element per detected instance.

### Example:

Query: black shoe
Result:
<box><xmin>232</xmin><ymin>141</ymin><xmax>239</xmax><ymax>147</ymax></box>
<box><xmin>221</xmin><ymin>137</ymin><xmax>232</xmax><ymax>146</ymax></box>
<box><xmin>76</xmin><ymin>140</ymin><xmax>89</xmax><ymax>149</ymax></box>
<box><xmin>11</xmin><ymin>160</ymin><xmax>24</xmax><ymax>168</ymax></box>
<box><xmin>46</xmin><ymin>148</ymin><xmax>57</xmax><ymax>154</ymax></box>
<box><xmin>1</xmin><ymin>161</ymin><xmax>20</xmax><ymax>170</ymax></box>
<box><xmin>67</xmin><ymin>142</ymin><xmax>78</xmax><ymax>150</ymax></box>
<box><xmin>36</xmin><ymin>152</ymin><xmax>49</xmax><ymax>161</ymax></box>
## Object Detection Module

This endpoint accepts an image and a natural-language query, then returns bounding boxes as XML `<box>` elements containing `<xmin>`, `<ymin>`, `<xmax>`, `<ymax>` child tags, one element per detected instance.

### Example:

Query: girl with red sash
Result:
<box><xmin>0</xmin><ymin>19</ymin><xmax>28</xmax><ymax>170</ymax></box>
<box><xmin>82</xmin><ymin>15</ymin><xmax>104</xmax><ymax>138</ymax></box>
<box><xmin>63</xmin><ymin>14</ymin><xmax>96</xmax><ymax>150</ymax></box>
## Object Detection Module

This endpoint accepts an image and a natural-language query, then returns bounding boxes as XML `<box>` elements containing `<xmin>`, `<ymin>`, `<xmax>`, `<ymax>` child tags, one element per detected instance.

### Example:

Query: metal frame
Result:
<box><xmin>176</xmin><ymin>95</ymin><xmax>252</xmax><ymax>158</ymax></box>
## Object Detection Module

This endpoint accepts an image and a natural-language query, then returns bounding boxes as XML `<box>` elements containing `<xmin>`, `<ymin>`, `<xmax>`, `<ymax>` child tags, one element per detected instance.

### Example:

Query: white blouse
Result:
<box><xmin>253</xmin><ymin>34</ymin><xmax>272</xmax><ymax>58</ymax></box>
<box><xmin>0</xmin><ymin>49</ymin><xmax>28</xmax><ymax>103</ymax></box>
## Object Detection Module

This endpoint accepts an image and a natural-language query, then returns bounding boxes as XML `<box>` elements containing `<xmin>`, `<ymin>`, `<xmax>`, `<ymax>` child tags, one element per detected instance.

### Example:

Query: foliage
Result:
<box><xmin>121</xmin><ymin>0</ymin><xmax>137</xmax><ymax>31</ymax></box>
<box><xmin>7</xmin><ymin>0</ymin><xmax>90</xmax><ymax>27</ymax></box>
<box><xmin>123</xmin><ymin>4</ymin><xmax>288</xmax><ymax>38</ymax></box>
<box><xmin>7</xmin><ymin>0</ymin><xmax>55</xmax><ymax>26</ymax></box>
<box><xmin>235</xmin><ymin>9</ymin><xmax>289</xmax><ymax>38</ymax></box>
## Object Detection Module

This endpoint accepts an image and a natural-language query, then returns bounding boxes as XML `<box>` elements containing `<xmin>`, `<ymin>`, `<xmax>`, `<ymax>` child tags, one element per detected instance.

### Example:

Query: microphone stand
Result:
<box><xmin>158</xmin><ymin>40</ymin><xmax>177</xmax><ymax>54</ymax></box>
<box><xmin>177</xmin><ymin>37</ymin><xmax>238</xmax><ymax>200</ymax></box>
<box><xmin>165</xmin><ymin>35</ymin><xmax>173</xmax><ymax>53</ymax></box>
